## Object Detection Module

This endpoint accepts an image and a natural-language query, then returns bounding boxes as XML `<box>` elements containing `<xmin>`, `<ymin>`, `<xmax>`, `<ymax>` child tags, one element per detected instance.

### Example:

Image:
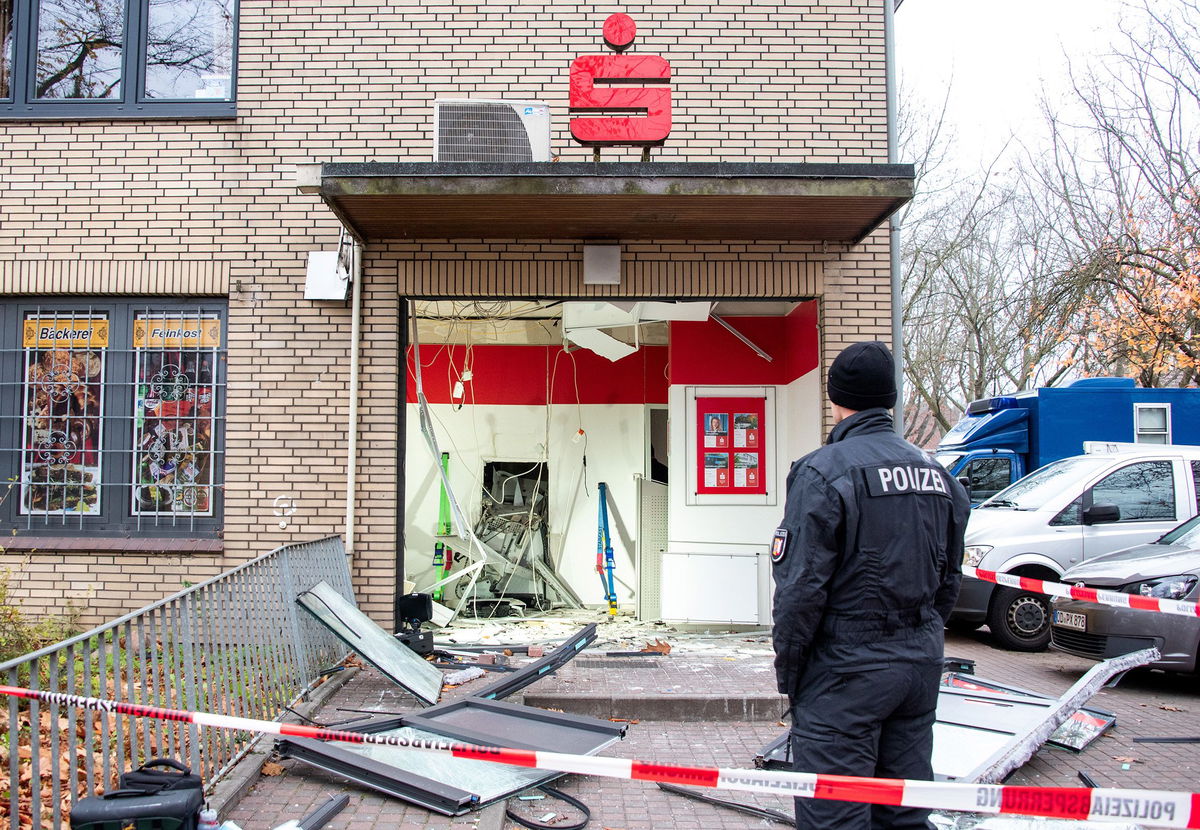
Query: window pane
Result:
<box><xmin>20</xmin><ymin>313</ymin><xmax>107</xmax><ymax>517</ymax></box>
<box><xmin>966</xmin><ymin>457</ymin><xmax>1012</xmax><ymax>504</ymax></box>
<box><xmin>132</xmin><ymin>312</ymin><xmax>220</xmax><ymax>520</ymax></box>
<box><xmin>1136</xmin><ymin>406</ymin><xmax>1168</xmax><ymax>431</ymax></box>
<box><xmin>1091</xmin><ymin>460</ymin><xmax>1175</xmax><ymax>521</ymax></box>
<box><xmin>35</xmin><ymin>0</ymin><xmax>124</xmax><ymax>99</ymax></box>
<box><xmin>144</xmin><ymin>0</ymin><xmax>234</xmax><ymax>100</ymax></box>
<box><xmin>1</xmin><ymin>0</ymin><xmax>12</xmax><ymax>99</ymax></box>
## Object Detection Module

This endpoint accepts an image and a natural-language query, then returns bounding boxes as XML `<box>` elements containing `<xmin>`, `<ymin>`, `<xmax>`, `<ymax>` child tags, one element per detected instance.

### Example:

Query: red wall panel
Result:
<box><xmin>668</xmin><ymin>300</ymin><xmax>818</xmax><ymax>386</ymax></box>
<box><xmin>406</xmin><ymin>344</ymin><xmax>669</xmax><ymax>405</ymax></box>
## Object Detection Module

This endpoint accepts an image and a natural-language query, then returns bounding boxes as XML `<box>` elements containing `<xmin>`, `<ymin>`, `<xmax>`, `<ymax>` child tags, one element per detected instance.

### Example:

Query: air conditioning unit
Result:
<box><xmin>434</xmin><ymin>99</ymin><xmax>551</xmax><ymax>162</ymax></box>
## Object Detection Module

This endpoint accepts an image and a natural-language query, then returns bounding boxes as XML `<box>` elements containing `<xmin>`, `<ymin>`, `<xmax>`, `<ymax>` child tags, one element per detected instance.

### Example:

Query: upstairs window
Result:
<box><xmin>2</xmin><ymin>0</ymin><xmax>237</xmax><ymax>119</ymax></box>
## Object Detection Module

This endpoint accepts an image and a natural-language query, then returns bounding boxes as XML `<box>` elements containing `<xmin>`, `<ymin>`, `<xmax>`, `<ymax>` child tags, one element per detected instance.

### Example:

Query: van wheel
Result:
<box><xmin>987</xmin><ymin>586</ymin><xmax>1051</xmax><ymax>651</ymax></box>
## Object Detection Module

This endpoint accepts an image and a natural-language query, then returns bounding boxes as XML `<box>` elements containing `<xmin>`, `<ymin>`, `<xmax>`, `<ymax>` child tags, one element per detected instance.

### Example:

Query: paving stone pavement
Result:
<box><xmin>221</xmin><ymin>622</ymin><xmax>1200</xmax><ymax>830</ymax></box>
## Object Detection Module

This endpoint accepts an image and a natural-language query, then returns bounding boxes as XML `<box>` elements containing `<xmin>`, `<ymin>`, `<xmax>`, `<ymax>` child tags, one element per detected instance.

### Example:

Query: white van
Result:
<box><xmin>947</xmin><ymin>443</ymin><xmax>1200</xmax><ymax>651</ymax></box>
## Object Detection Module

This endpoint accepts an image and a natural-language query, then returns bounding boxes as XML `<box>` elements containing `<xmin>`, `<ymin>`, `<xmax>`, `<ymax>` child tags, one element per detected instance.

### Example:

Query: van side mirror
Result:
<box><xmin>1083</xmin><ymin>503</ymin><xmax>1121</xmax><ymax>525</ymax></box>
<box><xmin>956</xmin><ymin>475</ymin><xmax>970</xmax><ymax>491</ymax></box>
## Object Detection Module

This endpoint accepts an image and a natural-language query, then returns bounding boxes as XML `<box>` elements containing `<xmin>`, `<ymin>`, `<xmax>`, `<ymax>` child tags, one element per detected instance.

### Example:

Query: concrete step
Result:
<box><xmin>521</xmin><ymin>689</ymin><xmax>788</xmax><ymax>722</ymax></box>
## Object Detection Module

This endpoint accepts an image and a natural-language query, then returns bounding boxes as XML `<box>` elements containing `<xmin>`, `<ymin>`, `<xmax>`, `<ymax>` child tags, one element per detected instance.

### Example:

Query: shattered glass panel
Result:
<box><xmin>297</xmin><ymin>580</ymin><xmax>444</xmax><ymax>706</ymax></box>
<box><xmin>337</xmin><ymin>726</ymin><xmax>547</xmax><ymax>803</ymax></box>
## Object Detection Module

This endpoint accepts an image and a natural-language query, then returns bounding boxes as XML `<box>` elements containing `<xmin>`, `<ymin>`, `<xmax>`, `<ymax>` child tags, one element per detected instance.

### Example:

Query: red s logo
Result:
<box><xmin>569</xmin><ymin>14</ymin><xmax>671</xmax><ymax>147</ymax></box>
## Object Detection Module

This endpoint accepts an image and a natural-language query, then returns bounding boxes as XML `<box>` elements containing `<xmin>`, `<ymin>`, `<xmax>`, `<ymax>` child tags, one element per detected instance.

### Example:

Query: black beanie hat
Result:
<box><xmin>828</xmin><ymin>341</ymin><xmax>897</xmax><ymax>411</ymax></box>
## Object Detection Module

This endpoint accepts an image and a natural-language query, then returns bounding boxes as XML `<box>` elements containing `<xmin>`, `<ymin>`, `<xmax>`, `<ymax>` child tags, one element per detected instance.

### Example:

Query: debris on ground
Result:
<box><xmin>441</xmin><ymin>666</ymin><xmax>486</xmax><ymax>687</ymax></box>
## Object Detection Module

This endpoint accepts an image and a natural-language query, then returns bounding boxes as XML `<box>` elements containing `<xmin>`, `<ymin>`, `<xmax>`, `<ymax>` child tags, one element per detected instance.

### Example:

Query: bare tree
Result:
<box><xmin>1034</xmin><ymin>0</ymin><xmax>1200</xmax><ymax>386</ymax></box>
<box><xmin>898</xmin><ymin>90</ymin><xmax>1093</xmax><ymax>444</ymax></box>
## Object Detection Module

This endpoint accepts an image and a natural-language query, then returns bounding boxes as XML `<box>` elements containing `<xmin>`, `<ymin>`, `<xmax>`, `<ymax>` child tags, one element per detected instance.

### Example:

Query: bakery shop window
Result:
<box><xmin>0</xmin><ymin>300</ymin><xmax>226</xmax><ymax>537</ymax></box>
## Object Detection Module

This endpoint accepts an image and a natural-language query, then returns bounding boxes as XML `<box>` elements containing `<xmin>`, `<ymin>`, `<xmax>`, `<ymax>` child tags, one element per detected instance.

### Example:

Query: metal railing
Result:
<box><xmin>2</xmin><ymin>535</ymin><xmax>355</xmax><ymax>830</ymax></box>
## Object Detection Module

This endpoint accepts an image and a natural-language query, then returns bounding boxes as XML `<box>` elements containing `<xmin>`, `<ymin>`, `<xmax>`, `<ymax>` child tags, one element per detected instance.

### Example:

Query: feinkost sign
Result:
<box><xmin>569</xmin><ymin>13</ymin><xmax>671</xmax><ymax>148</ymax></box>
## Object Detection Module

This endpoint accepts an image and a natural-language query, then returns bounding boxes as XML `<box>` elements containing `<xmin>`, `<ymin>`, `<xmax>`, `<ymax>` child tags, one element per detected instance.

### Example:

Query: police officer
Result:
<box><xmin>771</xmin><ymin>341</ymin><xmax>969</xmax><ymax>829</ymax></box>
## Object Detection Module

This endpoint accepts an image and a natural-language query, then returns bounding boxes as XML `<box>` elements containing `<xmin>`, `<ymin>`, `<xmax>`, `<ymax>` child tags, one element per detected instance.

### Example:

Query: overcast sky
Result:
<box><xmin>894</xmin><ymin>0</ymin><xmax>1130</xmax><ymax>168</ymax></box>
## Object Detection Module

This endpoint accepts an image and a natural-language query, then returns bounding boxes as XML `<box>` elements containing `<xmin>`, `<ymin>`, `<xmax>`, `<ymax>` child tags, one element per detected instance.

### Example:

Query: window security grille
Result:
<box><xmin>434</xmin><ymin>100</ymin><xmax>552</xmax><ymax>162</ymax></box>
<box><xmin>0</xmin><ymin>302</ymin><xmax>226</xmax><ymax>536</ymax></box>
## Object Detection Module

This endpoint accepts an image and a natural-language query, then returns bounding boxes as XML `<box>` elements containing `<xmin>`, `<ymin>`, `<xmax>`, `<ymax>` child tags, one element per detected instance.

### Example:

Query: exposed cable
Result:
<box><xmin>505</xmin><ymin>785</ymin><xmax>591</xmax><ymax>830</ymax></box>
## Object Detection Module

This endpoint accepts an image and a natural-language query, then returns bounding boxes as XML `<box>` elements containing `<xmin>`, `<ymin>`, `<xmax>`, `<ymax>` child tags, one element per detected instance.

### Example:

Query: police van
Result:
<box><xmin>946</xmin><ymin>443</ymin><xmax>1200</xmax><ymax>651</ymax></box>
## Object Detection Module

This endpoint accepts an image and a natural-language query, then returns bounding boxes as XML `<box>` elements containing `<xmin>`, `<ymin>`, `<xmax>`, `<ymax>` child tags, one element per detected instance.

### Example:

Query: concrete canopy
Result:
<box><xmin>298</xmin><ymin>162</ymin><xmax>914</xmax><ymax>243</ymax></box>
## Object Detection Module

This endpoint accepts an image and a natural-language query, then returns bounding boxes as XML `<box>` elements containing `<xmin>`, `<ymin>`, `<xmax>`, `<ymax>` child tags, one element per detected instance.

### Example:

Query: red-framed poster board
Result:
<box><xmin>695</xmin><ymin>396</ymin><xmax>766</xmax><ymax>495</ymax></box>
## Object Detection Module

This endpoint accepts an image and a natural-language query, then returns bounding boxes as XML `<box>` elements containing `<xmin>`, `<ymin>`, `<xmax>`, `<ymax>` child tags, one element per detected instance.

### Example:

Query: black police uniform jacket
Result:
<box><xmin>771</xmin><ymin>408</ymin><xmax>970</xmax><ymax>700</ymax></box>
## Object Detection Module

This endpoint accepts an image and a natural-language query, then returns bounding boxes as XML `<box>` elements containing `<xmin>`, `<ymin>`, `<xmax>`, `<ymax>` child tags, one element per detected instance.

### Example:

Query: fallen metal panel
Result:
<box><xmin>296</xmin><ymin>580</ymin><xmax>444</xmax><ymax>706</ymax></box>
<box><xmin>277</xmin><ymin>700</ymin><xmax>625</xmax><ymax>815</ymax></box>
<box><xmin>754</xmin><ymin>649</ymin><xmax>1156</xmax><ymax>783</ymax></box>
<box><xmin>941</xmin><ymin>673</ymin><xmax>1116</xmax><ymax>751</ymax></box>
<box><xmin>967</xmin><ymin>648</ymin><xmax>1156</xmax><ymax>783</ymax></box>
<box><xmin>469</xmin><ymin>623</ymin><xmax>597</xmax><ymax>701</ymax></box>
<box><xmin>405</xmin><ymin>696</ymin><xmax>626</xmax><ymax>755</ymax></box>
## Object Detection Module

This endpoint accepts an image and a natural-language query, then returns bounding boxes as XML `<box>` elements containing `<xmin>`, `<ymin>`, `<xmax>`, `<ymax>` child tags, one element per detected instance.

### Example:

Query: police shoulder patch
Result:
<box><xmin>771</xmin><ymin>528</ymin><xmax>789</xmax><ymax>563</ymax></box>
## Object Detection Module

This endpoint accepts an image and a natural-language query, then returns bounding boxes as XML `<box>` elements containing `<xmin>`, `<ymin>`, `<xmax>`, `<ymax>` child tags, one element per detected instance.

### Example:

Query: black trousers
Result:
<box><xmin>789</xmin><ymin>658</ymin><xmax>941</xmax><ymax>829</ymax></box>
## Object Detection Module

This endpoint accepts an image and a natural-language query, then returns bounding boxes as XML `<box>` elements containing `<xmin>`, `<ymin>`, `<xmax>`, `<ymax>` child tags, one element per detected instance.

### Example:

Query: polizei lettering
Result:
<box><xmin>1091</xmin><ymin>795</ymin><xmax>1176</xmax><ymax>821</ymax></box>
<box><xmin>865</xmin><ymin>464</ymin><xmax>951</xmax><ymax>499</ymax></box>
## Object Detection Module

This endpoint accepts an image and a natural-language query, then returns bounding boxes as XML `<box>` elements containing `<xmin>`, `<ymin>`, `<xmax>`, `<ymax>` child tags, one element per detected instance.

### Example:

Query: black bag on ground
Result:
<box><xmin>70</xmin><ymin>786</ymin><xmax>202</xmax><ymax>830</ymax></box>
<box><xmin>119</xmin><ymin>758</ymin><xmax>203</xmax><ymax>795</ymax></box>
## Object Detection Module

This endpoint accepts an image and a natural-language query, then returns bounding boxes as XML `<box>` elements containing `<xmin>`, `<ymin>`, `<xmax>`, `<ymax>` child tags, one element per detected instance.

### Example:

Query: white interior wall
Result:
<box><xmin>785</xmin><ymin>369</ymin><xmax>824</xmax><ymax>477</ymax></box>
<box><xmin>666</xmin><ymin>371</ymin><xmax>821</xmax><ymax>551</ymax></box>
<box><xmin>405</xmin><ymin>402</ymin><xmax>645</xmax><ymax>606</ymax></box>
<box><xmin>661</xmin><ymin>370</ymin><xmax>821</xmax><ymax>622</ymax></box>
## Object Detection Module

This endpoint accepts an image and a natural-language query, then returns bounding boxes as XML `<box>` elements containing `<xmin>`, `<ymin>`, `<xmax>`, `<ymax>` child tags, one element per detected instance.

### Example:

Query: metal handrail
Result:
<box><xmin>2</xmin><ymin>535</ymin><xmax>355</xmax><ymax>830</ymax></box>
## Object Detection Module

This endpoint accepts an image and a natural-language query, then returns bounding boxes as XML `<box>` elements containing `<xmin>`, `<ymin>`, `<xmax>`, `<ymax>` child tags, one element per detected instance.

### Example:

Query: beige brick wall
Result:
<box><xmin>0</xmin><ymin>0</ymin><xmax>891</xmax><ymax>629</ymax></box>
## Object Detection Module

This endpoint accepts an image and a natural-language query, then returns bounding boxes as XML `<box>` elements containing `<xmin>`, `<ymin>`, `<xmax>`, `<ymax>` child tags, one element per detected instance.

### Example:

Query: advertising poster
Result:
<box><xmin>733</xmin><ymin>412</ymin><xmax>759</xmax><ymax>448</ymax></box>
<box><xmin>703</xmin><ymin>412</ymin><xmax>729</xmax><ymax>448</ymax></box>
<box><xmin>695</xmin><ymin>396</ymin><xmax>766</xmax><ymax>495</ymax></box>
<box><xmin>20</xmin><ymin>315</ymin><xmax>108</xmax><ymax>515</ymax></box>
<box><xmin>132</xmin><ymin>313</ymin><xmax>221</xmax><ymax>517</ymax></box>
<box><xmin>734</xmin><ymin>452</ymin><xmax>759</xmax><ymax>488</ymax></box>
<box><xmin>704</xmin><ymin>453</ymin><xmax>730</xmax><ymax>487</ymax></box>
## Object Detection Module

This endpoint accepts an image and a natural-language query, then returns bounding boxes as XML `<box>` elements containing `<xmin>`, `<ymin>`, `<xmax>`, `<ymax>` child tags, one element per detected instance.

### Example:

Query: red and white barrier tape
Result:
<box><xmin>965</xmin><ymin>565</ymin><xmax>1200</xmax><ymax>618</ymax></box>
<box><xmin>2</xmin><ymin>685</ymin><xmax>1198</xmax><ymax>827</ymax></box>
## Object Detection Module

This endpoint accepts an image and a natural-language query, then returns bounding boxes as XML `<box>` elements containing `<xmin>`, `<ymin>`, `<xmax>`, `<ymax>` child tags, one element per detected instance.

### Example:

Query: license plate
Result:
<box><xmin>1052</xmin><ymin>609</ymin><xmax>1087</xmax><ymax>632</ymax></box>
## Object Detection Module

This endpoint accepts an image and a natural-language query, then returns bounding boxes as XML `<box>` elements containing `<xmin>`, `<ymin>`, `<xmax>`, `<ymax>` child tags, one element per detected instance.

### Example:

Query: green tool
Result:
<box><xmin>432</xmin><ymin>452</ymin><xmax>452</xmax><ymax>601</ymax></box>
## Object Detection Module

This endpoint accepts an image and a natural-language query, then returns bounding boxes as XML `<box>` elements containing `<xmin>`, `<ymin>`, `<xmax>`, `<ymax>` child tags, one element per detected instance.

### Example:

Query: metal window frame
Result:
<box><xmin>296</xmin><ymin>580</ymin><xmax>445</xmax><ymax>707</ymax></box>
<box><xmin>2</xmin><ymin>0</ymin><xmax>238</xmax><ymax>119</ymax></box>
<box><xmin>1134</xmin><ymin>402</ymin><xmax>1172</xmax><ymax>444</ymax></box>
<box><xmin>755</xmin><ymin>651</ymin><xmax>1151</xmax><ymax>784</ymax></box>
<box><xmin>468</xmin><ymin>622</ymin><xmax>597</xmax><ymax>701</ymax></box>
<box><xmin>275</xmin><ymin>698</ymin><xmax>627</xmax><ymax>816</ymax></box>
<box><xmin>0</xmin><ymin>298</ymin><xmax>227</xmax><ymax>537</ymax></box>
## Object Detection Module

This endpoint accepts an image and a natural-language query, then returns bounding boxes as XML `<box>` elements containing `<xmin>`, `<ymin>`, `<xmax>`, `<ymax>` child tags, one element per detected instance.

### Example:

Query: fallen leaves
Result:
<box><xmin>641</xmin><ymin>639</ymin><xmax>672</xmax><ymax>655</ymax></box>
<box><xmin>1159</xmin><ymin>705</ymin><xmax>1184</xmax><ymax>712</ymax></box>
<box><xmin>1112</xmin><ymin>756</ymin><xmax>1141</xmax><ymax>764</ymax></box>
<box><xmin>259</xmin><ymin>761</ymin><xmax>285</xmax><ymax>777</ymax></box>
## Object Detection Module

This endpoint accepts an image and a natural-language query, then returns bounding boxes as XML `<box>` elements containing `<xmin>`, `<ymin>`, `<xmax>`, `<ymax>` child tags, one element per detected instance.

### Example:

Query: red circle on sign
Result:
<box><xmin>603</xmin><ymin>13</ymin><xmax>636</xmax><ymax>51</ymax></box>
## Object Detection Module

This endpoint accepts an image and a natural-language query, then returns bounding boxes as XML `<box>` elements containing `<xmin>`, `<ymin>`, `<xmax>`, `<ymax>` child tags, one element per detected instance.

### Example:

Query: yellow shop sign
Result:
<box><xmin>133</xmin><ymin>316</ymin><xmax>222</xmax><ymax>349</ymax></box>
<box><xmin>23</xmin><ymin>317</ymin><xmax>110</xmax><ymax>348</ymax></box>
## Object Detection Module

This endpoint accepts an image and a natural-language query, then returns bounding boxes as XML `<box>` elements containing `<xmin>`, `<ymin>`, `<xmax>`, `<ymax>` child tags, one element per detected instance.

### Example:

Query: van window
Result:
<box><xmin>981</xmin><ymin>455</ymin><xmax>1106</xmax><ymax>510</ymax></box>
<box><xmin>1089</xmin><ymin>460</ymin><xmax>1176</xmax><ymax>521</ymax></box>
<box><xmin>1192</xmin><ymin>461</ymin><xmax>1200</xmax><ymax>513</ymax></box>
<box><xmin>964</xmin><ymin>457</ymin><xmax>1012</xmax><ymax>504</ymax></box>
